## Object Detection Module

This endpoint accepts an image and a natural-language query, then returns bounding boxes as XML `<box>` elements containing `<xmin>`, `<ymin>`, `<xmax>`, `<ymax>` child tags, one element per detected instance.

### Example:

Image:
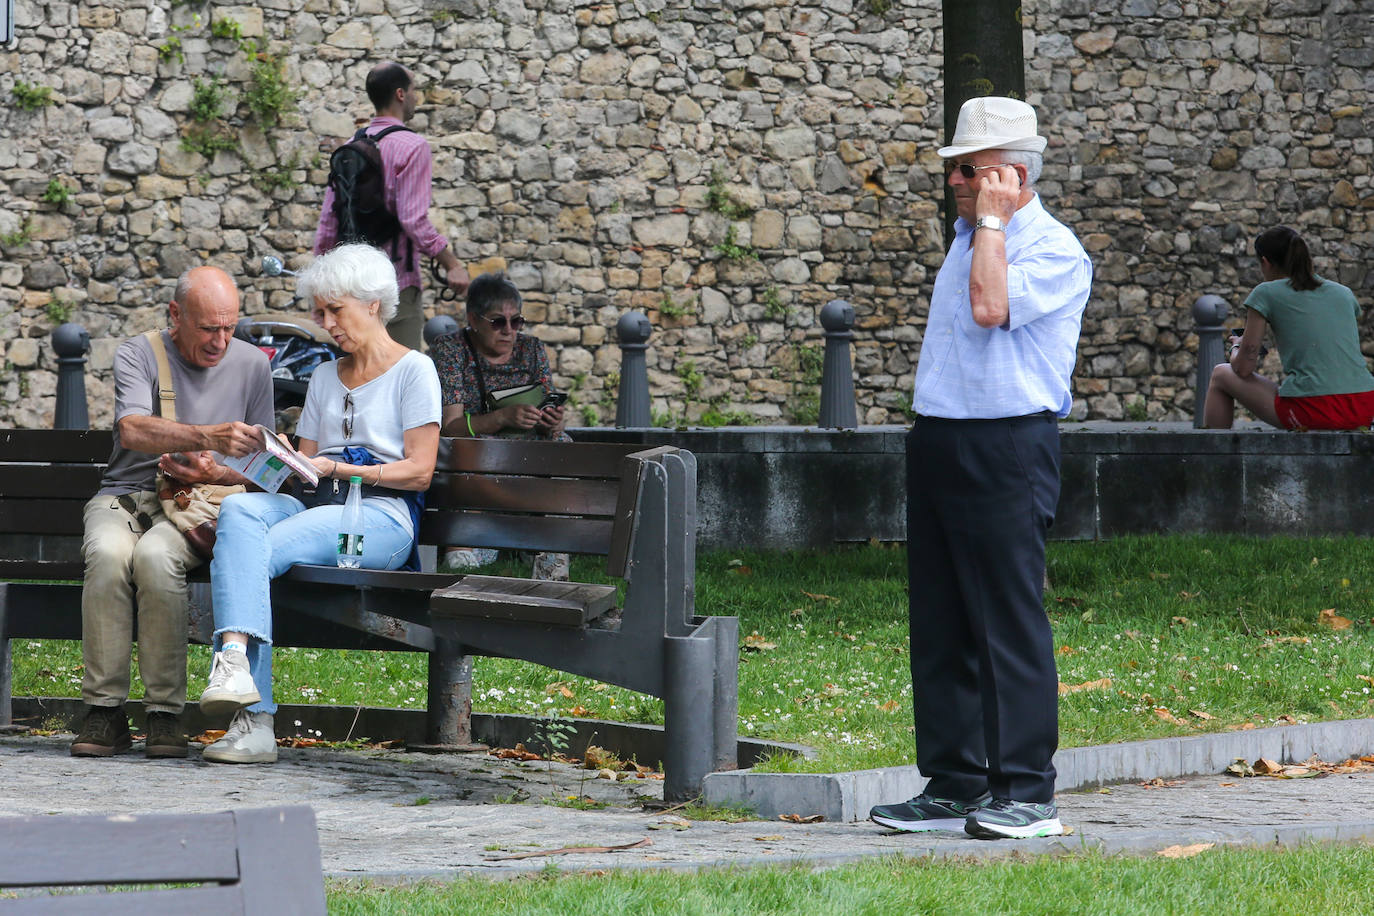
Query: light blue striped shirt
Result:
<box><xmin>912</xmin><ymin>195</ymin><xmax>1092</xmax><ymax>419</ymax></box>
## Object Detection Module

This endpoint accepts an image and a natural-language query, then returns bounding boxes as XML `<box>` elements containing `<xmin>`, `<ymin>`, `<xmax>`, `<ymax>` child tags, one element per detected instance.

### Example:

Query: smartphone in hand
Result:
<box><xmin>540</xmin><ymin>391</ymin><xmax>569</xmax><ymax>409</ymax></box>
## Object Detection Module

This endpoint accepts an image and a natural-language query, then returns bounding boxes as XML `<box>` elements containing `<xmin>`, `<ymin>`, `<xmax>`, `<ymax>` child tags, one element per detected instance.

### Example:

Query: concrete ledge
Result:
<box><xmin>703</xmin><ymin>717</ymin><xmax>1374</xmax><ymax>821</ymax></box>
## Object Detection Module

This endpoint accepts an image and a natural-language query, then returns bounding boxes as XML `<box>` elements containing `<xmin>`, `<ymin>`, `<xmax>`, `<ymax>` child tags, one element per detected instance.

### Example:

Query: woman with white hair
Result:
<box><xmin>196</xmin><ymin>243</ymin><xmax>441</xmax><ymax>764</ymax></box>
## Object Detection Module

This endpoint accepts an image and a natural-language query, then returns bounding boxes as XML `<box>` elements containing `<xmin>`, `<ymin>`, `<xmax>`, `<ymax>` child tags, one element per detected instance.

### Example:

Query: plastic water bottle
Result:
<box><xmin>337</xmin><ymin>475</ymin><xmax>364</xmax><ymax>568</ymax></box>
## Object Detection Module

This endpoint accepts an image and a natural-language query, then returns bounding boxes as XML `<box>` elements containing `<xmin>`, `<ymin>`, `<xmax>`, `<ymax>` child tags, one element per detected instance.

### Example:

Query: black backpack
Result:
<box><xmin>327</xmin><ymin>125</ymin><xmax>414</xmax><ymax>251</ymax></box>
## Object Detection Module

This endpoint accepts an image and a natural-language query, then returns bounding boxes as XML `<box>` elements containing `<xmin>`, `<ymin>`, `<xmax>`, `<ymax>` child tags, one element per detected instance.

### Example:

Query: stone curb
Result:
<box><xmin>703</xmin><ymin>718</ymin><xmax>1374</xmax><ymax>821</ymax></box>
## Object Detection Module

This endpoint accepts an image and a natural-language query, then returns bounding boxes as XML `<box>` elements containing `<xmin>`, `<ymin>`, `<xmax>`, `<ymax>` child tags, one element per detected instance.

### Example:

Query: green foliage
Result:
<box><xmin>868</xmin><ymin>0</ymin><xmax>893</xmax><ymax>14</ymax></box>
<box><xmin>432</xmin><ymin>10</ymin><xmax>456</xmax><ymax>26</ymax></box>
<box><xmin>1126</xmin><ymin>398</ymin><xmax>1149</xmax><ymax>422</ymax></box>
<box><xmin>243</xmin><ymin>43</ymin><xmax>300</xmax><ymax>128</ymax></box>
<box><xmin>11</xmin><ymin>81</ymin><xmax>54</xmax><ymax>111</ymax></box>
<box><xmin>790</xmin><ymin>343</ymin><xmax>824</xmax><ymax>425</ymax></box>
<box><xmin>699</xmin><ymin>399</ymin><xmax>751</xmax><ymax>428</ymax></box>
<box><xmin>44</xmin><ymin>297</ymin><xmax>73</xmax><ymax>324</ymax></box>
<box><xmin>210</xmin><ymin>17</ymin><xmax>243</xmax><ymax>41</ymax></box>
<box><xmin>677</xmin><ymin>800</ymin><xmax>757</xmax><ymax>821</ymax></box>
<box><xmin>741</xmin><ymin>333</ymin><xmax>758</xmax><ymax>348</ymax></box>
<box><xmin>181</xmin><ymin>126</ymin><xmax>237</xmax><ymax>158</ymax></box>
<box><xmin>543</xmin><ymin>795</ymin><xmax>607</xmax><ymax>811</ymax></box>
<box><xmin>252</xmin><ymin>151</ymin><xmax>301</xmax><ymax>193</ymax></box>
<box><xmin>578</xmin><ymin>404</ymin><xmax>599</xmax><ymax>427</ymax></box>
<box><xmin>651</xmin><ymin>408</ymin><xmax>681</xmax><ymax>428</ymax></box>
<box><xmin>0</xmin><ymin>218</ymin><xmax>32</xmax><ymax>248</ymax></box>
<box><xmin>658</xmin><ymin>290</ymin><xmax>693</xmax><ymax>319</ymax></box>
<box><xmin>705</xmin><ymin>167</ymin><xmax>753</xmax><ymax>220</ymax></box>
<box><xmin>158</xmin><ymin>36</ymin><xmax>184</xmax><ymax>64</ymax></box>
<box><xmin>712</xmin><ymin>224</ymin><xmax>758</xmax><ymax>261</ymax></box>
<box><xmin>41</xmin><ymin>179</ymin><xmax>71</xmax><ymax>207</ymax></box>
<box><xmin>676</xmin><ymin>359</ymin><xmax>703</xmax><ymax>400</ymax></box>
<box><xmin>762</xmin><ymin>285</ymin><xmax>789</xmax><ymax>319</ymax></box>
<box><xmin>189</xmin><ymin>76</ymin><xmax>230</xmax><ymax>123</ymax></box>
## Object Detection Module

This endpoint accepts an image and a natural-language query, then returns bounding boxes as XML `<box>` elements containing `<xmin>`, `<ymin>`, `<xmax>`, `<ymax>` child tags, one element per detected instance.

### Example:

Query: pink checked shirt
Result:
<box><xmin>314</xmin><ymin>116</ymin><xmax>449</xmax><ymax>292</ymax></box>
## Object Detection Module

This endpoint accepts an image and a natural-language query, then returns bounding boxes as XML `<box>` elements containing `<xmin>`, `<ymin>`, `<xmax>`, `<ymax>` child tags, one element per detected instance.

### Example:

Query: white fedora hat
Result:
<box><xmin>937</xmin><ymin>96</ymin><xmax>1048</xmax><ymax>158</ymax></box>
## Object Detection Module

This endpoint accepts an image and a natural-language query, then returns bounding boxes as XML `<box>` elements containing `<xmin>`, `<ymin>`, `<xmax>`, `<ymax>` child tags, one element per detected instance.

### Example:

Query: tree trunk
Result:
<box><xmin>942</xmin><ymin>1</ymin><xmax>1027</xmax><ymax>245</ymax></box>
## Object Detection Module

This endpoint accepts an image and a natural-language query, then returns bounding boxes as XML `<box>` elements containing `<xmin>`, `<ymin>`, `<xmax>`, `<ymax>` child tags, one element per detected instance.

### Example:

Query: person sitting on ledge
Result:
<box><xmin>1204</xmin><ymin>225</ymin><xmax>1374</xmax><ymax>430</ymax></box>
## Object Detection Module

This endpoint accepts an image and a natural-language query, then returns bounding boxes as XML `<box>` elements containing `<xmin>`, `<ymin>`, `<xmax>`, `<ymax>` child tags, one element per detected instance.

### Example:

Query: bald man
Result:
<box><xmin>73</xmin><ymin>266</ymin><xmax>274</xmax><ymax>759</ymax></box>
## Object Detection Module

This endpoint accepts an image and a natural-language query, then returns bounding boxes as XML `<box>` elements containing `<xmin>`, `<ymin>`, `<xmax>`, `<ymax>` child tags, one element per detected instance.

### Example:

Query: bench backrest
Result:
<box><xmin>0</xmin><ymin>805</ymin><xmax>326</xmax><ymax>914</ymax></box>
<box><xmin>0</xmin><ymin>429</ymin><xmax>653</xmax><ymax>580</ymax></box>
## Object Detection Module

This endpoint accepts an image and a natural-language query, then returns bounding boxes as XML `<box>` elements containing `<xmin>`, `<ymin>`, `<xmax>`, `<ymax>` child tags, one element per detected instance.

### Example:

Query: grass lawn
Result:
<box><xmin>12</xmin><ymin>536</ymin><xmax>1374</xmax><ymax>774</ymax></box>
<box><xmin>324</xmin><ymin>843</ymin><xmax>1374</xmax><ymax>914</ymax></box>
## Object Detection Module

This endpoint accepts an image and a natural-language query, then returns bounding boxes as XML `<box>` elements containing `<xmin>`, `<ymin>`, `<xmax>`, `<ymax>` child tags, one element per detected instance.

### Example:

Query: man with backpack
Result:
<box><xmin>314</xmin><ymin>61</ymin><xmax>469</xmax><ymax>350</ymax></box>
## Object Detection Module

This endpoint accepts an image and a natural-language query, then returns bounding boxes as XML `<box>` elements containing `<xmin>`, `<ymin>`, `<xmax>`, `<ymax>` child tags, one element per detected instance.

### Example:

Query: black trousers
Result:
<box><xmin>905</xmin><ymin>413</ymin><xmax>1061</xmax><ymax>804</ymax></box>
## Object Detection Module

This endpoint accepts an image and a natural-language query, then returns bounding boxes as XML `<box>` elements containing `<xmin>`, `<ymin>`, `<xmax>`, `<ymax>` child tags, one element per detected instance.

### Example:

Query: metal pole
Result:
<box><xmin>818</xmin><ymin>299</ymin><xmax>857</xmax><ymax>429</ymax></box>
<box><xmin>52</xmin><ymin>322</ymin><xmax>90</xmax><ymax>430</ymax></box>
<box><xmin>1192</xmin><ymin>295</ymin><xmax>1229</xmax><ymax>429</ymax></box>
<box><xmin>615</xmin><ymin>311</ymin><xmax>652</xmax><ymax>428</ymax></box>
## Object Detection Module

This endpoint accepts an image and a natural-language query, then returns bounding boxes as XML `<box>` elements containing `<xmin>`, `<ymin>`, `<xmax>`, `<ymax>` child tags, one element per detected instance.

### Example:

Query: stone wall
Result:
<box><xmin>0</xmin><ymin>0</ymin><xmax>1370</xmax><ymax>430</ymax></box>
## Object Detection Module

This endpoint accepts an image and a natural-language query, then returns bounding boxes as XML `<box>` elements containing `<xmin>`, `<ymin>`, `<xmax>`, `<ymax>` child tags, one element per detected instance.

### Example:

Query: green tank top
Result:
<box><xmin>1243</xmin><ymin>277</ymin><xmax>1374</xmax><ymax>398</ymax></box>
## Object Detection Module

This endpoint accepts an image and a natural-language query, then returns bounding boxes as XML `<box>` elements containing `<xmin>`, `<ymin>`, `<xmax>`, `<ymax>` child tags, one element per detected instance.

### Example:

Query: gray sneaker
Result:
<box><xmin>199</xmin><ymin>648</ymin><xmax>260</xmax><ymax>718</ymax></box>
<box><xmin>870</xmin><ymin>792</ymin><xmax>992</xmax><ymax>832</ymax></box>
<box><xmin>964</xmin><ymin>798</ymin><xmax>1064</xmax><ymax>839</ymax></box>
<box><xmin>201</xmin><ymin>709</ymin><xmax>277</xmax><ymax>764</ymax></box>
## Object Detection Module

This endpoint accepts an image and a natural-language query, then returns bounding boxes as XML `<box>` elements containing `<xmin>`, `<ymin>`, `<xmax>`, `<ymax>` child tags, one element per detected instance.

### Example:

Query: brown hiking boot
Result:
<box><xmin>144</xmin><ymin>711</ymin><xmax>189</xmax><ymax>759</ymax></box>
<box><xmin>70</xmin><ymin>705</ymin><xmax>133</xmax><ymax>757</ymax></box>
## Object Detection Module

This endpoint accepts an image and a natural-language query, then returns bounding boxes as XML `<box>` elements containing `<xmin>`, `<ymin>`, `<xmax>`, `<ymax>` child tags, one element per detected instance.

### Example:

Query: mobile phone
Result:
<box><xmin>540</xmin><ymin>391</ymin><xmax>568</xmax><ymax>409</ymax></box>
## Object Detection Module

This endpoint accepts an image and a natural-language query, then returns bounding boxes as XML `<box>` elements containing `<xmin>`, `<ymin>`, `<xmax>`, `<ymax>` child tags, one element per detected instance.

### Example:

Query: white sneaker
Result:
<box><xmin>201</xmin><ymin>709</ymin><xmax>277</xmax><ymax>764</ymax></box>
<box><xmin>199</xmin><ymin>648</ymin><xmax>261</xmax><ymax>717</ymax></box>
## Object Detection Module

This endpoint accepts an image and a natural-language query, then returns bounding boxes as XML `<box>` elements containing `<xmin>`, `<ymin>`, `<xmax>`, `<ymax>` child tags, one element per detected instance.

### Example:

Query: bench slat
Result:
<box><xmin>0</xmin><ymin>429</ymin><xmax>112</xmax><ymax>462</ymax></box>
<box><xmin>430</xmin><ymin>576</ymin><xmax>617</xmax><ymax>626</ymax></box>
<box><xmin>438</xmin><ymin>437</ymin><xmax>642</xmax><ymax>477</ymax></box>
<box><xmin>279</xmin><ymin>565</ymin><xmax>460</xmax><ymax>591</ymax></box>
<box><xmin>0</xmin><ymin>465</ymin><xmax>105</xmax><ymax>498</ymax></box>
<box><xmin>426</xmin><ymin>473</ymin><xmax>620</xmax><ymax>516</ymax></box>
<box><xmin>420</xmin><ymin>512</ymin><xmax>614</xmax><ymax>555</ymax></box>
<box><xmin>0</xmin><ymin>502</ymin><xmax>90</xmax><ymax>536</ymax></box>
<box><xmin>0</xmin><ymin>812</ymin><xmax>241</xmax><ymax>885</ymax></box>
<box><xmin>0</xmin><ymin>559</ymin><xmax>85</xmax><ymax>581</ymax></box>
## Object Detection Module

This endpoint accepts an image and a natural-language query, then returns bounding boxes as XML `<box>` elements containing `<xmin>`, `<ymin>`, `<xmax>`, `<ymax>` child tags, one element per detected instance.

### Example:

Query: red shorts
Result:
<box><xmin>1273</xmin><ymin>390</ymin><xmax>1374</xmax><ymax>430</ymax></box>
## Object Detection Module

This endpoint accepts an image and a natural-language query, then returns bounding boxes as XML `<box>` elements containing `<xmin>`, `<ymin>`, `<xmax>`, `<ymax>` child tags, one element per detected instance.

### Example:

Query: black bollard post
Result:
<box><xmin>423</xmin><ymin>314</ymin><xmax>459</xmax><ymax>349</ymax></box>
<box><xmin>615</xmin><ymin>311</ymin><xmax>652</xmax><ymax>428</ymax></box>
<box><xmin>52</xmin><ymin>322</ymin><xmax>91</xmax><ymax>430</ymax></box>
<box><xmin>818</xmin><ymin>299</ymin><xmax>857</xmax><ymax>429</ymax></box>
<box><xmin>1192</xmin><ymin>295</ymin><xmax>1229</xmax><ymax>429</ymax></box>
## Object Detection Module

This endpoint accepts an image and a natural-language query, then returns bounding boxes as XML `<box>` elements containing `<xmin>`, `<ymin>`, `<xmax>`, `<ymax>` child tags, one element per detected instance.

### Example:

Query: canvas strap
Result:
<box><xmin>143</xmin><ymin>329</ymin><xmax>177</xmax><ymax>422</ymax></box>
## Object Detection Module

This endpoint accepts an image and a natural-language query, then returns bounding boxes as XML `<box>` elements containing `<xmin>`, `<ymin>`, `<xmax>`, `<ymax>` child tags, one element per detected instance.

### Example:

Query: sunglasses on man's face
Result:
<box><xmin>948</xmin><ymin>162</ymin><xmax>1016</xmax><ymax>179</ymax></box>
<box><xmin>479</xmin><ymin>314</ymin><xmax>526</xmax><ymax>332</ymax></box>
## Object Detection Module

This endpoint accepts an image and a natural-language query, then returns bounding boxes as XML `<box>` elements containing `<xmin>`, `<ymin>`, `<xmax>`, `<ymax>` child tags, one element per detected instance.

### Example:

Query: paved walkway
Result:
<box><xmin>4</xmin><ymin>734</ymin><xmax>1372</xmax><ymax>879</ymax></box>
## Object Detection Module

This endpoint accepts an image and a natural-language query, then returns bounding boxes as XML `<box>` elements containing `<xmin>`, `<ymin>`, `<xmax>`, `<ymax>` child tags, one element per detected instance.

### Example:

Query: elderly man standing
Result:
<box><xmin>870</xmin><ymin>97</ymin><xmax>1093</xmax><ymax>839</ymax></box>
<box><xmin>72</xmin><ymin>266</ymin><xmax>273</xmax><ymax>759</ymax></box>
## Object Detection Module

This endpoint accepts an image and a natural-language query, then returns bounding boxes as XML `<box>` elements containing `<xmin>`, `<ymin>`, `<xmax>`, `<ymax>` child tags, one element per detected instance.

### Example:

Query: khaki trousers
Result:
<box><xmin>80</xmin><ymin>491</ymin><xmax>203</xmax><ymax>714</ymax></box>
<box><xmin>386</xmin><ymin>285</ymin><xmax>424</xmax><ymax>351</ymax></box>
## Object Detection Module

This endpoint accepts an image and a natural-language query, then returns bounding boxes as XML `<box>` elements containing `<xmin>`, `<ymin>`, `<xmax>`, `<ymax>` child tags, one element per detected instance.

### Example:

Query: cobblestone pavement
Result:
<box><xmin>4</xmin><ymin>735</ymin><xmax>1373</xmax><ymax>879</ymax></box>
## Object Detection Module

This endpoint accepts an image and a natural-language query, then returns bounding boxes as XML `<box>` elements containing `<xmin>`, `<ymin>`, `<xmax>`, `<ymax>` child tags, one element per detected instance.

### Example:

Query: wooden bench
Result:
<box><xmin>0</xmin><ymin>805</ymin><xmax>326</xmax><ymax>913</ymax></box>
<box><xmin>0</xmin><ymin>429</ymin><xmax>738</xmax><ymax>800</ymax></box>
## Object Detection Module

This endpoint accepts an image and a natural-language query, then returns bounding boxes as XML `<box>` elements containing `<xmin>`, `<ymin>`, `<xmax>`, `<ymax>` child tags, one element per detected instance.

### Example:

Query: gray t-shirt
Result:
<box><xmin>100</xmin><ymin>331</ymin><xmax>275</xmax><ymax>495</ymax></box>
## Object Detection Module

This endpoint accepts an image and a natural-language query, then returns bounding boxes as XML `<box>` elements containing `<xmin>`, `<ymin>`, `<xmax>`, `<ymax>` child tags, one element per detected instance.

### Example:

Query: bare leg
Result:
<box><xmin>1204</xmin><ymin>363</ymin><xmax>1281</xmax><ymax>428</ymax></box>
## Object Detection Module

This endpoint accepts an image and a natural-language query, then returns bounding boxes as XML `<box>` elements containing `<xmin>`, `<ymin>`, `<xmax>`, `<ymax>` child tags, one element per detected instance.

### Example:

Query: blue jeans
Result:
<box><xmin>209</xmin><ymin>492</ymin><xmax>413</xmax><ymax>714</ymax></box>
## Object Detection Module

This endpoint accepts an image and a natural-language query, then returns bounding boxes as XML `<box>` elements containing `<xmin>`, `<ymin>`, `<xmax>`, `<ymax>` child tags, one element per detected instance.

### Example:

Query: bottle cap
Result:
<box><xmin>349</xmin><ymin>475</ymin><xmax>362</xmax><ymax>484</ymax></box>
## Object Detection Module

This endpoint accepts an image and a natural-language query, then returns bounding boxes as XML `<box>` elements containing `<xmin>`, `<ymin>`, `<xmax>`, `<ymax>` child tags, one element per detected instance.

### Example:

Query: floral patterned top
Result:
<box><xmin>430</xmin><ymin>330</ymin><xmax>568</xmax><ymax>440</ymax></box>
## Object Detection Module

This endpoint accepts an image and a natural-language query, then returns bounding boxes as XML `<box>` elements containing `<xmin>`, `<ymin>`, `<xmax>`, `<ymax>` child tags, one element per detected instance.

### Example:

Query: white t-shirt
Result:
<box><xmin>297</xmin><ymin>350</ymin><xmax>441</xmax><ymax>535</ymax></box>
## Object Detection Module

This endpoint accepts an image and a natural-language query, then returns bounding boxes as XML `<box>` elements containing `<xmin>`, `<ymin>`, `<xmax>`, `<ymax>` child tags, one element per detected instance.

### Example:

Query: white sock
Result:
<box><xmin>222</xmin><ymin>640</ymin><xmax>249</xmax><ymax>656</ymax></box>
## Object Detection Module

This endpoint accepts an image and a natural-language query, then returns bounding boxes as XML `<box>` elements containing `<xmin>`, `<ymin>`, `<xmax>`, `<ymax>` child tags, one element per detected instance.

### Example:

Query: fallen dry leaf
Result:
<box><xmin>1189</xmin><ymin>709</ymin><xmax>1214</xmax><ymax>720</ymax></box>
<box><xmin>1157</xmin><ymin>842</ymin><xmax>1215</xmax><ymax>859</ymax></box>
<box><xmin>1059</xmin><ymin>677</ymin><xmax>1113</xmax><ymax>695</ymax></box>
<box><xmin>1357</xmin><ymin>675</ymin><xmax>1374</xmax><ymax>687</ymax></box>
<box><xmin>1140</xmin><ymin>778</ymin><xmax>1184</xmax><ymax>788</ymax></box>
<box><xmin>1152</xmin><ymin>707</ymin><xmax>1187</xmax><ymax>726</ymax></box>
<box><xmin>1253</xmin><ymin>757</ymin><xmax>1284</xmax><ymax>774</ymax></box>
<box><xmin>1319</xmin><ymin>608</ymin><xmax>1353</xmax><ymax>630</ymax></box>
<box><xmin>753</xmin><ymin>834</ymin><xmax>784</xmax><ymax>842</ymax></box>
<box><xmin>877</xmin><ymin>700</ymin><xmax>900</xmax><ymax>712</ymax></box>
<box><xmin>801</xmin><ymin>591</ymin><xmax>839</xmax><ymax>602</ymax></box>
<box><xmin>490</xmin><ymin>743</ymin><xmax>542</xmax><ymax>761</ymax></box>
<box><xmin>743</xmin><ymin>632</ymin><xmax>778</xmax><ymax>651</ymax></box>
<box><xmin>191</xmin><ymin>730</ymin><xmax>226</xmax><ymax>745</ymax></box>
<box><xmin>778</xmin><ymin>813</ymin><xmax>825</xmax><ymax>823</ymax></box>
<box><xmin>1058</xmin><ymin>645</ymin><xmax>1075</xmax><ymax>656</ymax></box>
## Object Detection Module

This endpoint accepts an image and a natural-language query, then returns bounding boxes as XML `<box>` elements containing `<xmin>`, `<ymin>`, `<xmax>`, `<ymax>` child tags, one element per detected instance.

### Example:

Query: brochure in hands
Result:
<box><xmin>484</xmin><ymin>383</ymin><xmax>545</xmax><ymax>412</ymax></box>
<box><xmin>225</xmin><ymin>425</ymin><xmax>320</xmax><ymax>493</ymax></box>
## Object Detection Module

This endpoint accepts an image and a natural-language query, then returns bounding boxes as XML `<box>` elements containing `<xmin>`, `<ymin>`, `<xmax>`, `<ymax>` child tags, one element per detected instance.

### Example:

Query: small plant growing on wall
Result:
<box><xmin>11</xmin><ymin>81</ymin><xmax>54</xmax><ymax>111</ymax></box>
<box><xmin>712</xmin><ymin>225</ymin><xmax>758</xmax><ymax>261</ymax></box>
<box><xmin>243</xmin><ymin>41</ymin><xmax>300</xmax><ymax>129</ymax></box>
<box><xmin>0</xmin><ymin>218</ymin><xmax>32</xmax><ymax>248</ymax></box>
<box><xmin>41</xmin><ymin>179</ymin><xmax>72</xmax><ymax>207</ymax></box>
<box><xmin>706</xmin><ymin>167</ymin><xmax>753</xmax><ymax>220</ymax></box>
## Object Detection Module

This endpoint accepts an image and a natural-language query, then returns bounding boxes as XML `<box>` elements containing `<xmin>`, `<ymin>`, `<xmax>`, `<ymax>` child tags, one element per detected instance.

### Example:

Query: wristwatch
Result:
<box><xmin>974</xmin><ymin>216</ymin><xmax>1005</xmax><ymax>233</ymax></box>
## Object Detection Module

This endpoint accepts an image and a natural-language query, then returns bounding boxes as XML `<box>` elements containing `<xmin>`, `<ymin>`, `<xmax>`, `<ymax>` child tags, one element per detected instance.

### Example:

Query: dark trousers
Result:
<box><xmin>905</xmin><ymin>413</ymin><xmax>1061</xmax><ymax>804</ymax></box>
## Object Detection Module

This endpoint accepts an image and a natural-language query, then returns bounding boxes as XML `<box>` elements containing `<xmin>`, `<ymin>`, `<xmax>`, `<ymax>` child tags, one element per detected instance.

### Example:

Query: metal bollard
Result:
<box><xmin>818</xmin><ymin>299</ymin><xmax>858</xmax><ymax>429</ymax></box>
<box><xmin>615</xmin><ymin>311</ymin><xmax>652</xmax><ymax>428</ymax></box>
<box><xmin>1192</xmin><ymin>294</ymin><xmax>1230</xmax><ymax>429</ymax></box>
<box><xmin>52</xmin><ymin>322</ymin><xmax>91</xmax><ymax>430</ymax></box>
<box><xmin>422</xmin><ymin>314</ymin><xmax>459</xmax><ymax>348</ymax></box>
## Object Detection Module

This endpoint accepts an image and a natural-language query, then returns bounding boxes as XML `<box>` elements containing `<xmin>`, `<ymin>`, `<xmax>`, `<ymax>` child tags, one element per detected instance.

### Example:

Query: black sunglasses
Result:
<box><xmin>116</xmin><ymin>494</ymin><xmax>154</xmax><ymax>535</ymax></box>
<box><xmin>343</xmin><ymin>391</ymin><xmax>354</xmax><ymax>439</ymax></box>
<box><xmin>479</xmin><ymin>314</ymin><xmax>526</xmax><ymax>332</ymax></box>
<box><xmin>948</xmin><ymin>162</ymin><xmax>1015</xmax><ymax>179</ymax></box>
